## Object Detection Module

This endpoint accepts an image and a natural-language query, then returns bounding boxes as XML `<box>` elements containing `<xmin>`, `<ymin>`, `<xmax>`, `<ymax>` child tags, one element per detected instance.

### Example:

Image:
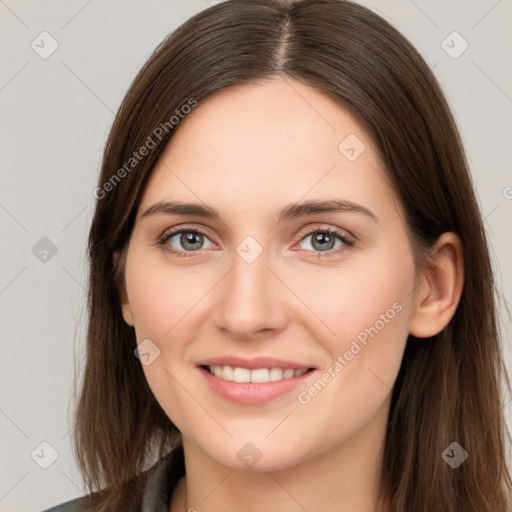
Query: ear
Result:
<box><xmin>113</xmin><ymin>250</ymin><xmax>134</xmax><ymax>327</ymax></box>
<box><xmin>408</xmin><ymin>232</ymin><xmax>464</xmax><ymax>338</ymax></box>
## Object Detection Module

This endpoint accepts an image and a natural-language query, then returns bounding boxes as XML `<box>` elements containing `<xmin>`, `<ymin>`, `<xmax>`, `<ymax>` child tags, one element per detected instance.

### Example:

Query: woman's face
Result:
<box><xmin>120</xmin><ymin>77</ymin><xmax>421</xmax><ymax>471</ymax></box>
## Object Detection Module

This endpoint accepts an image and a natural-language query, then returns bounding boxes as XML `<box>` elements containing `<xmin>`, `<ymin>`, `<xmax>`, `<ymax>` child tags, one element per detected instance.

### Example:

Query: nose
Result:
<box><xmin>212</xmin><ymin>248</ymin><xmax>288</xmax><ymax>341</ymax></box>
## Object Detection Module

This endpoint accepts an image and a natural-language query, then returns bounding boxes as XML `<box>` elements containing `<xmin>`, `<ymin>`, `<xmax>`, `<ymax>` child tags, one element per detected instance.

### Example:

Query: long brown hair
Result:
<box><xmin>74</xmin><ymin>0</ymin><xmax>512</xmax><ymax>510</ymax></box>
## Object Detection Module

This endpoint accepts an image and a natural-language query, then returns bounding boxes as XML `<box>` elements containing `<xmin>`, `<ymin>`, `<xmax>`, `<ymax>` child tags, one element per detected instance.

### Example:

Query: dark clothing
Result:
<box><xmin>41</xmin><ymin>446</ymin><xmax>185</xmax><ymax>512</ymax></box>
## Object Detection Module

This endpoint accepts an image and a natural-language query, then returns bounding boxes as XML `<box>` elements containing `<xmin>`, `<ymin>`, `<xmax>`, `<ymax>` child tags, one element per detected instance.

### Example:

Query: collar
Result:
<box><xmin>141</xmin><ymin>444</ymin><xmax>185</xmax><ymax>512</ymax></box>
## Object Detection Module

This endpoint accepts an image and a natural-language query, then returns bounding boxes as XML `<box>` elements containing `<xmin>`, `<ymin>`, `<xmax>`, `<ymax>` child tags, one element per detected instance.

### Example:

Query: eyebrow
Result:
<box><xmin>139</xmin><ymin>199</ymin><xmax>378</xmax><ymax>224</ymax></box>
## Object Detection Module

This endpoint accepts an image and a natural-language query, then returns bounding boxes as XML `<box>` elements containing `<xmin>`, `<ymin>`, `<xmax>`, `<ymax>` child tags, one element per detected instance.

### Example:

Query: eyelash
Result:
<box><xmin>157</xmin><ymin>225</ymin><xmax>355</xmax><ymax>259</ymax></box>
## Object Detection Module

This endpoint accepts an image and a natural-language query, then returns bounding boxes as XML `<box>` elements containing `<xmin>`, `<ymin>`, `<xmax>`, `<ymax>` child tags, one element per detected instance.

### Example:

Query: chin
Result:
<box><xmin>193</xmin><ymin>432</ymin><xmax>316</xmax><ymax>472</ymax></box>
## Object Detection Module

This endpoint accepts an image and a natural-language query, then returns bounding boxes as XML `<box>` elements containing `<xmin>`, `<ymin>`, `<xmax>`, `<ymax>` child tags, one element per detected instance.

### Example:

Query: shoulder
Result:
<box><xmin>40</xmin><ymin>445</ymin><xmax>185</xmax><ymax>512</ymax></box>
<box><xmin>40</xmin><ymin>494</ymin><xmax>92</xmax><ymax>512</ymax></box>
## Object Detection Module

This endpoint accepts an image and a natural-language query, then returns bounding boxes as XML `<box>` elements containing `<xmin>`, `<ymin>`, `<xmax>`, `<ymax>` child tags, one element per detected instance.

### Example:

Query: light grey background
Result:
<box><xmin>0</xmin><ymin>1</ymin><xmax>511</xmax><ymax>511</ymax></box>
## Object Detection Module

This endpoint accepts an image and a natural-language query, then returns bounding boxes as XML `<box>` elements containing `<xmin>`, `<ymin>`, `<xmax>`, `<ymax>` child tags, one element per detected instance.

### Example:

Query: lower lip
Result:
<box><xmin>198</xmin><ymin>367</ymin><xmax>316</xmax><ymax>405</ymax></box>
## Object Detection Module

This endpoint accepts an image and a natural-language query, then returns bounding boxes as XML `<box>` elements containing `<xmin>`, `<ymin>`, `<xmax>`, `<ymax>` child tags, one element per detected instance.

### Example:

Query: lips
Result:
<box><xmin>196</xmin><ymin>356</ymin><xmax>316</xmax><ymax>405</ymax></box>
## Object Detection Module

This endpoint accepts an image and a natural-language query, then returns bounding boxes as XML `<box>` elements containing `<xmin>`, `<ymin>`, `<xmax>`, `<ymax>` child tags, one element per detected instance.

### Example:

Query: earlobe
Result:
<box><xmin>122</xmin><ymin>307</ymin><xmax>135</xmax><ymax>327</ymax></box>
<box><xmin>408</xmin><ymin>232</ymin><xmax>464</xmax><ymax>338</ymax></box>
<box><xmin>113</xmin><ymin>250</ymin><xmax>135</xmax><ymax>327</ymax></box>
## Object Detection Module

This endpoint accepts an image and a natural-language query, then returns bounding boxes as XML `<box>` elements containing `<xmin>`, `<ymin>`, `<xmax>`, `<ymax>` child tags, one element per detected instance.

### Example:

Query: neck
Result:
<box><xmin>171</xmin><ymin>398</ymin><xmax>392</xmax><ymax>512</ymax></box>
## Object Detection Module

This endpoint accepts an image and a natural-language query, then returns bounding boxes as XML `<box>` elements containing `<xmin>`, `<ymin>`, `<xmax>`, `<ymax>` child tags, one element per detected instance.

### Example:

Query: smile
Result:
<box><xmin>197</xmin><ymin>357</ymin><xmax>317</xmax><ymax>405</ymax></box>
<box><xmin>204</xmin><ymin>365</ymin><xmax>310</xmax><ymax>383</ymax></box>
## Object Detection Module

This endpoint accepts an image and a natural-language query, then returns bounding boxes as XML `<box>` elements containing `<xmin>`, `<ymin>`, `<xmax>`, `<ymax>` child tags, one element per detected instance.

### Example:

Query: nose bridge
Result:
<box><xmin>214</xmin><ymin>236</ymin><xmax>285</xmax><ymax>338</ymax></box>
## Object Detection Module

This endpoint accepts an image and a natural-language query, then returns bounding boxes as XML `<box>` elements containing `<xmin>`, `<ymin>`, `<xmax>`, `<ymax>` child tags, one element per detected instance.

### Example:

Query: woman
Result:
<box><xmin>42</xmin><ymin>0</ymin><xmax>512</xmax><ymax>510</ymax></box>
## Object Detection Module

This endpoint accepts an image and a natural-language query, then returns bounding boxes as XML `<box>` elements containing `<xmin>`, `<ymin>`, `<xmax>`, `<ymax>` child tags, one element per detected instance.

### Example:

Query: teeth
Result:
<box><xmin>233</xmin><ymin>367</ymin><xmax>251</xmax><ymax>383</ymax></box>
<box><xmin>206</xmin><ymin>365</ymin><xmax>310</xmax><ymax>383</ymax></box>
<box><xmin>251</xmin><ymin>368</ymin><xmax>269</xmax><ymax>383</ymax></box>
<box><xmin>222</xmin><ymin>365</ymin><xmax>234</xmax><ymax>381</ymax></box>
<box><xmin>269</xmin><ymin>368</ymin><xmax>283</xmax><ymax>381</ymax></box>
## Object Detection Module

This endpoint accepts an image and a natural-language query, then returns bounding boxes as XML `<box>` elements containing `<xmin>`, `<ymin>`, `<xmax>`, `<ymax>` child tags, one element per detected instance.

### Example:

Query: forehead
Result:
<box><xmin>138</xmin><ymin>77</ymin><xmax>398</xmax><ymax>223</ymax></box>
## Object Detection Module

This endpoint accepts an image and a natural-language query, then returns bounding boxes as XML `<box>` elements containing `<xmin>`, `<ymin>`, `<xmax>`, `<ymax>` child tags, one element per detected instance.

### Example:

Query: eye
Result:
<box><xmin>295</xmin><ymin>227</ymin><xmax>355</xmax><ymax>258</ymax></box>
<box><xmin>157</xmin><ymin>225</ymin><xmax>355</xmax><ymax>259</ymax></box>
<box><xmin>158</xmin><ymin>227</ymin><xmax>214</xmax><ymax>258</ymax></box>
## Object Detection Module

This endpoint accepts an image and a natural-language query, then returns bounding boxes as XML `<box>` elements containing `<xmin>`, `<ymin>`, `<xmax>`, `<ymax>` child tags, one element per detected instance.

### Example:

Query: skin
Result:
<box><xmin>116</xmin><ymin>76</ymin><xmax>464</xmax><ymax>512</ymax></box>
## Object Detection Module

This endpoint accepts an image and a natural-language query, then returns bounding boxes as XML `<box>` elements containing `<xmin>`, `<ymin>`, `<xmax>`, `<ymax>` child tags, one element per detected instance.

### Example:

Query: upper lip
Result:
<box><xmin>196</xmin><ymin>356</ymin><xmax>315</xmax><ymax>370</ymax></box>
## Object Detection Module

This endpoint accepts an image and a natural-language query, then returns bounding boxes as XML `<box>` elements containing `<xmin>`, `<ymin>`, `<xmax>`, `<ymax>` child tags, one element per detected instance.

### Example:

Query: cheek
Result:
<box><xmin>303</xmin><ymin>254</ymin><xmax>412</xmax><ymax>337</ymax></box>
<box><xmin>125</xmin><ymin>250</ymin><xmax>205</xmax><ymax>343</ymax></box>
<box><xmin>124</xmin><ymin>248</ymin><xmax>217</xmax><ymax>424</ymax></box>
<box><xmin>290</xmin><ymin>257</ymin><xmax>413</xmax><ymax>447</ymax></box>
<box><xmin>125</xmin><ymin>250</ymin><xmax>203</xmax><ymax>428</ymax></box>
<box><xmin>302</xmin><ymin>248</ymin><xmax>414</xmax><ymax>388</ymax></box>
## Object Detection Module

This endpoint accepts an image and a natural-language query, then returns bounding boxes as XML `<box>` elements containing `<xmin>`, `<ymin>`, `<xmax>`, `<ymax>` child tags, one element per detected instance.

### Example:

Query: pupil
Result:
<box><xmin>182</xmin><ymin>232</ymin><xmax>203</xmax><ymax>250</ymax></box>
<box><xmin>314</xmin><ymin>232</ymin><xmax>334</xmax><ymax>251</ymax></box>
